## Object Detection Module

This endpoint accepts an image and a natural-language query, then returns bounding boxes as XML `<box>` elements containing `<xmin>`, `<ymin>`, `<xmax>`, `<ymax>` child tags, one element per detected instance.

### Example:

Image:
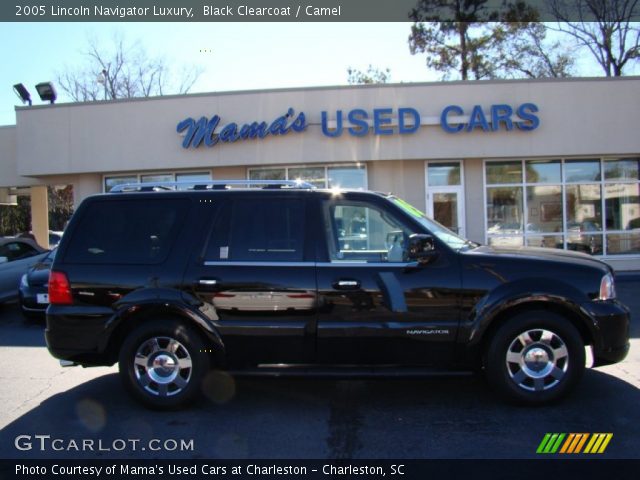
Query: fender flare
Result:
<box><xmin>465</xmin><ymin>278</ymin><xmax>598</xmax><ymax>349</ymax></box>
<box><xmin>98</xmin><ymin>288</ymin><xmax>225</xmax><ymax>364</ymax></box>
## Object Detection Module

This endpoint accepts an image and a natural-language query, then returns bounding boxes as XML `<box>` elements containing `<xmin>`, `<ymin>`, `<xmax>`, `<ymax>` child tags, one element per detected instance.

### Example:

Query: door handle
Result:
<box><xmin>197</xmin><ymin>278</ymin><xmax>220</xmax><ymax>291</ymax></box>
<box><xmin>333</xmin><ymin>279</ymin><xmax>361</xmax><ymax>290</ymax></box>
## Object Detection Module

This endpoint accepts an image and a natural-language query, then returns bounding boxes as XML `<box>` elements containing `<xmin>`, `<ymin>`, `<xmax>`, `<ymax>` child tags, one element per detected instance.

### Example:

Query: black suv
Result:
<box><xmin>45</xmin><ymin>181</ymin><xmax>630</xmax><ymax>408</ymax></box>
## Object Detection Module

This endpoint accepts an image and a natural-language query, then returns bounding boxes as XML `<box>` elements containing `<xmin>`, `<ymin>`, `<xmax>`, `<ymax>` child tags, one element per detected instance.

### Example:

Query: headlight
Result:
<box><xmin>20</xmin><ymin>274</ymin><xmax>29</xmax><ymax>288</ymax></box>
<box><xmin>598</xmin><ymin>272</ymin><xmax>616</xmax><ymax>300</ymax></box>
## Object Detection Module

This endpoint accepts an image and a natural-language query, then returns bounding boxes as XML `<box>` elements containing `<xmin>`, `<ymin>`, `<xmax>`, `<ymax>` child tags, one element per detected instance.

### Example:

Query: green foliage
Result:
<box><xmin>347</xmin><ymin>65</ymin><xmax>392</xmax><ymax>84</ymax></box>
<box><xmin>409</xmin><ymin>1</ymin><xmax>573</xmax><ymax>79</ymax></box>
<box><xmin>0</xmin><ymin>196</ymin><xmax>31</xmax><ymax>237</ymax></box>
<box><xmin>0</xmin><ymin>186</ymin><xmax>74</xmax><ymax>237</ymax></box>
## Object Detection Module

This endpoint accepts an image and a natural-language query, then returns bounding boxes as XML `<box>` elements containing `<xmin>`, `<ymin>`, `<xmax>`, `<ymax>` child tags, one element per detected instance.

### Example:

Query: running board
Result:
<box><xmin>227</xmin><ymin>365</ymin><xmax>472</xmax><ymax>378</ymax></box>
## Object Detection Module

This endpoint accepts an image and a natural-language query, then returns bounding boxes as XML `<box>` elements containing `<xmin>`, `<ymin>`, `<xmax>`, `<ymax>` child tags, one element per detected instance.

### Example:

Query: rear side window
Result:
<box><xmin>205</xmin><ymin>198</ymin><xmax>305</xmax><ymax>262</ymax></box>
<box><xmin>64</xmin><ymin>199</ymin><xmax>189</xmax><ymax>264</ymax></box>
<box><xmin>0</xmin><ymin>242</ymin><xmax>38</xmax><ymax>262</ymax></box>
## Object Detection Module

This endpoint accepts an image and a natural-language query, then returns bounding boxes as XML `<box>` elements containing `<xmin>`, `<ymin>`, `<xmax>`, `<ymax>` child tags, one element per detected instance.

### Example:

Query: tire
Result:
<box><xmin>118</xmin><ymin>318</ymin><xmax>210</xmax><ymax>409</ymax></box>
<box><xmin>485</xmin><ymin>310</ymin><xmax>585</xmax><ymax>405</ymax></box>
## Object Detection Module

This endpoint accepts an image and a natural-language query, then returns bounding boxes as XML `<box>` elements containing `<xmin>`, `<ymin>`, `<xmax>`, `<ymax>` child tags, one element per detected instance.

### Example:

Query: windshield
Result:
<box><xmin>389</xmin><ymin>196</ymin><xmax>476</xmax><ymax>251</ymax></box>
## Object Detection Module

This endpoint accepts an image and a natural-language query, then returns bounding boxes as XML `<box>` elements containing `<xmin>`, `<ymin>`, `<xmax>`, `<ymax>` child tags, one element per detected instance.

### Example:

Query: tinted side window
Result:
<box><xmin>0</xmin><ymin>242</ymin><xmax>37</xmax><ymax>262</ymax></box>
<box><xmin>65</xmin><ymin>199</ymin><xmax>189</xmax><ymax>264</ymax></box>
<box><xmin>206</xmin><ymin>198</ymin><xmax>305</xmax><ymax>262</ymax></box>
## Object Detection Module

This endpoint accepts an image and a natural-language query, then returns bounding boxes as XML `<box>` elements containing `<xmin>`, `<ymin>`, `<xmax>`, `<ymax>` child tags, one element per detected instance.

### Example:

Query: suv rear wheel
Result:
<box><xmin>118</xmin><ymin>318</ymin><xmax>210</xmax><ymax>409</ymax></box>
<box><xmin>485</xmin><ymin>310</ymin><xmax>585</xmax><ymax>405</ymax></box>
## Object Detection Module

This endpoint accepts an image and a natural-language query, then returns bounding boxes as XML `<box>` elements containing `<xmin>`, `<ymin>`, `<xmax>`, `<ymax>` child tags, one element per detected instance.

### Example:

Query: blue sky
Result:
<box><xmin>0</xmin><ymin>22</ymin><xmax>631</xmax><ymax>126</ymax></box>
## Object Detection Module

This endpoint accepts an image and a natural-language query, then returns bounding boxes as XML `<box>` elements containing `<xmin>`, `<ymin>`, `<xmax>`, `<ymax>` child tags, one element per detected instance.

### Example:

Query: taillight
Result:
<box><xmin>49</xmin><ymin>271</ymin><xmax>73</xmax><ymax>305</ymax></box>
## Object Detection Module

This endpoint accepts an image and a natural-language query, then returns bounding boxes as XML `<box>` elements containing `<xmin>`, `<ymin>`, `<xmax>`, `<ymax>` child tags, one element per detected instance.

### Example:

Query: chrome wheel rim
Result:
<box><xmin>133</xmin><ymin>336</ymin><xmax>193</xmax><ymax>397</ymax></box>
<box><xmin>505</xmin><ymin>329</ymin><xmax>569</xmax><ymax>392</ymax></box>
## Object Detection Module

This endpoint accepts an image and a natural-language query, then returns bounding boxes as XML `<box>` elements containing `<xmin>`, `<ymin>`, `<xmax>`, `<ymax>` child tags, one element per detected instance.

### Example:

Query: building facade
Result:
<box><xmin>1</xmin><ymin>77</ymin><xmax>639</xmax><ymax>270</ymax></box>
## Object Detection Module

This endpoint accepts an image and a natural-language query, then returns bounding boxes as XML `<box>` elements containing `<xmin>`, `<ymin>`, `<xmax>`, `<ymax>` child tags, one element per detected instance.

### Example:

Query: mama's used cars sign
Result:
<box><xmin>176</xmin><ymin>103</ymin><xmax>539</xmax><ymax>149</ymax></box>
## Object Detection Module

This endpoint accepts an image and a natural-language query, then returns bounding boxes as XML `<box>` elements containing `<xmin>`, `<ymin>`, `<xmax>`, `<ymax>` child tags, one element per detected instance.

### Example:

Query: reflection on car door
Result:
<box><xmin>315</xmin><ymin>195</ymin><xmax>461</xmax><ymax>366</ymax></box>
<box><xmin>186</xmin><ymin>194</ymin><xmax>317</xmax><ymax>366</ymax></box>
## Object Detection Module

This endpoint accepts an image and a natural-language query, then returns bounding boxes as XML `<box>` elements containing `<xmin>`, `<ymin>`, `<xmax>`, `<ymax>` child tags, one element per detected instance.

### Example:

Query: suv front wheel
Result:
<box><xmin>118</xmin><ymin>318</ymin><xmax>210</xmax><ymax>409</ymax></box>
<box><xmin>485</xmin><ymin>310</ymin><xmax>585</xmax><ymax>405</ymax></box>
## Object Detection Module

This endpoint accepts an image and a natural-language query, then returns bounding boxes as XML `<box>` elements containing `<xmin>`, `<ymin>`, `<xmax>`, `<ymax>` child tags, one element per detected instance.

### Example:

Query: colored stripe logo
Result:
<box><xmin>537</xmin><ymin>433</ymin><xmax>613</xmax><ymax>454</ymax></box>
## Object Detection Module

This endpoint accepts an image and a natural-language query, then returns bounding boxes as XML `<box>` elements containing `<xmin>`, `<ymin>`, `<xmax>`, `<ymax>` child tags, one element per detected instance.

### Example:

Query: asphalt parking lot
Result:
<box><xmin>0</xmin><ymin>278</ymin><xmax>638</xmax><ymax>460</ymax></box>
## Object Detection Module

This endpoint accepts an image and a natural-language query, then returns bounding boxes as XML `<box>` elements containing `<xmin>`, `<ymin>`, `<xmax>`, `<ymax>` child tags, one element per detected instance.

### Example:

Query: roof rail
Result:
<box><xmin>108</xmin><ymin>180</ymin><xmax>316</xmax><ymax>193</ymax></box>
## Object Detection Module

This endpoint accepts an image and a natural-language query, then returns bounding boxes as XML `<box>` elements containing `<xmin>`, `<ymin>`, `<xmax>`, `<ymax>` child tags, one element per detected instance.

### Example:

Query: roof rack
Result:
<box><xmin>109</xmin><ymin>180</ymin><xmax>316</xmax><ymax>193</ymax></box>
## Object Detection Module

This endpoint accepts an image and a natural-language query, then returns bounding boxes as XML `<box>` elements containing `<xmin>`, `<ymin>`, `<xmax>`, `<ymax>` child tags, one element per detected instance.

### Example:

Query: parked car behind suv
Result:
<box><xmin>0</xmin><ymin>237</ymin><xmax>48</xmax><ymax>304</ymax></box>
<box><xmin>19</xmin><ymin>248</ymin><xmax>56</xmax><ymax>318</ymax></box>
<box><xmin>45</xmin><ymin>181</ymin><xmax>630</xmax><ymax>409</ymax></box>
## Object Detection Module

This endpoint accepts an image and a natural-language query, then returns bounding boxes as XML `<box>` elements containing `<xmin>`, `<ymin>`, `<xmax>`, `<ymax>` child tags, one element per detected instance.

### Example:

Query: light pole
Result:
<box><xmin>97</xmin><ymin>69</ymin><xmax>108</xmax><ymax>100</ymax></box>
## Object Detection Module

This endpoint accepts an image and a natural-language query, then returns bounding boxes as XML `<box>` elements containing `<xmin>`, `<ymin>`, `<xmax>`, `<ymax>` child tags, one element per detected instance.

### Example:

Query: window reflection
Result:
<box><xmin>487</xmin><ymin>187</ymin><xmax>523</xmax><ymax>234</ymax></box>
<box><xmin>486</xmin><ymin>158</ymin><xmax>639</xmax><ymax>256</ymax></box>
<box><xmin>604</xmin><ymin>158</ymin><xmax>639</xmax><ymax>181</ymax></box>
<box><xmin>486</xmin><ymin>161</ymin><xmax>522</xmax><ymax>184</ymax></box>
<box><xmin>565</xmin><ymin>160</ymin><xmax>601</xmax><ymax>182</ymax></box>
<box><xmin>526</xmin><ymin>160</ymin><xmax>561</xmax><ymax>183</ymax></box>
<box><xmin>526</xmin><ymin>185</ymin><xmax>562</xmax><ymax>233</ymax></box>
<box><xmin>428</xmin><ymin>163</ymin><xmax>461</xmax><ymax>186</ymax></box>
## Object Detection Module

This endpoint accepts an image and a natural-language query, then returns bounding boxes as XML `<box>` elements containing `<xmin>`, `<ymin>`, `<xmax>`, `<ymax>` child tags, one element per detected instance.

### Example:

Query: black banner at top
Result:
<box><xmin>3</xmin><ymin>0</ymin><xmax>639</xmax><ymax>22</ymax></box>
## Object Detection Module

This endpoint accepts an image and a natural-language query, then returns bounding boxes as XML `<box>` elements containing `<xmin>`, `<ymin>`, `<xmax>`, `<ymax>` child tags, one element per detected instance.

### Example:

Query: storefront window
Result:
<box><xmin>105</xmin><ymin>171</ymin><xmax>212</xmax><ymax>192</ymax></box>
<box><xmin>565</xmin><ymin>159</ymin><xmax>600</xmax><ymax>182</ymax></box>
<box><xmin>176</xmin><ymin>172</ymin><xmax>211</xmax><ymax>189</ymax></box>
<box><xmin>328</xmin><ymin>166</ymin><xmax>367</xmax><ymax>189</ymax></box>
<box><xmin>105</xmin><ymin>176</ymin><xmax>137</xmax><ymax>192</ymax></box>
<box><xmin>604</xmin><ymin>183</ymin><xmax>640</xmax><ymax>230</ymax></box>
<box><xmin>486</xmin><ymin>187</ymin><xmax>523</xmax><ymax>246</ymax></box>
<box><xmin>289</xmin><ymin>167</ymin><xmax>325</xmax><ymax>188</ymax></box>
<box><xmin>566</xmin><ymin>185</ymin><xmax>602</xmax><ymax>229</ymax></box>
<box><xmin>525</xmin><ymin>160</ymin><xmax>561</xmax><ymax>183</ymax></box>
<box><xmin>485</xmin><ymin>158</ymin><xmax>640</xmax><ymax>256</ymax></box>
<box><xmin>248</xmin><ymin>165</ymin><xmax>367</xmax><ymax>189</ymax></box>
<box><xmin>249</xmin><ymin>168</ymin><xmax>286</xmax><ymax>181</ymax></box>
<box><xmin>527</xmin><ymin>185</ymin><xmax>562</xmax><ymax>233</ymax></box>
<box><xmin>141</xmin><ymin>173</ymin><xmax>173</xmax><ymax>184</ymax></box>
<box><xmin>604</xmin><ymin>158</ymin><xmax>639</xmax><ymax>181</ymax></box>
<box><xmin>606</xmin><ymin>233</ymin><xmax>640</xmax><ymax>255</ymax></box>
<box><xmin>526</xmin><ymin>235</ymin><xmax>564</xmax><ymax>250</ymax></box>
<box><xmin>486</xmin><ymin>161</ymin><xmax>522</xmax><ymax>184</ymax></box>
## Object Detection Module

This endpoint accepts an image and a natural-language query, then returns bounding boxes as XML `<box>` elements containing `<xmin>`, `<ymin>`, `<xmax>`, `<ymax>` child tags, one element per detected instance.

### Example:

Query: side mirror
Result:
<box><xmin>408</xmin><ymin>234</ymin><xmax>437</xmax><ymax>264</ymax></box>
<box><xmin>0</xmin><ymin>256</ymin><xmax>8</xmax><ymax>264</ymax></box>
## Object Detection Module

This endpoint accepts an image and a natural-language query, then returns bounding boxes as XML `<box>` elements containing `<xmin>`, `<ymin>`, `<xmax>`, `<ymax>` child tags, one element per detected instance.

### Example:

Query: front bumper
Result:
<box><xmin>581</xmin><ymin>299</ymin><xmax>630</xmax><ymax>367</ymax></box>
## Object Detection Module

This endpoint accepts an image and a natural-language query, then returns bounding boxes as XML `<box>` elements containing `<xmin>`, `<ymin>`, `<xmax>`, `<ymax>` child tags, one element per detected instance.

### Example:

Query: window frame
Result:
<box><xmin>321</xmin><ymin>197</ymin><xmax>416</xmax><ymax>264</ymax></box>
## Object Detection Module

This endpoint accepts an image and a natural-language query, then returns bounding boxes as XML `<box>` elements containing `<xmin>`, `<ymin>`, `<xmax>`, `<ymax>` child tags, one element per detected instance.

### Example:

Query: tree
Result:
<box><xmin>492</xmin><ymin>22</ymin><xmax>574</xmax><ymax>78</ymax></box>
<box><xmin>548</xmin><ymin>0</ymin><xmax>640</xmax><ymax>76</ymax></box>
<box><xmin>0</xmin><ymin>186</ymin><xmax>73</xmax><ymax>237</ymax></box>
<box><xmin>347</xmin><ymin>65</ymin><xmax>392</xmax><ymax>84</ymax></box>
<box><xmin>57</xmin><ymin>33</ymin><xmax>203</xmax><ymax>101</ymax></box>
<box><xmin>408</xmin><ymin>0</ymin><xmax>571</xmax><ymax>79</ymax></box>
<box><xmin>48</xmin><ymin>186</ymin><xmax>74</xmax><ymax>231</ymax></box>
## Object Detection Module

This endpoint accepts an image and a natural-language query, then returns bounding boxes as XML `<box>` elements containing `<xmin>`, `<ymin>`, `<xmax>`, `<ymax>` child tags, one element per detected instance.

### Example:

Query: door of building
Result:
<box><xmin>426</xmin><ymin>161</ymin><xmax>466</xmax><ymax>238</ymax></box>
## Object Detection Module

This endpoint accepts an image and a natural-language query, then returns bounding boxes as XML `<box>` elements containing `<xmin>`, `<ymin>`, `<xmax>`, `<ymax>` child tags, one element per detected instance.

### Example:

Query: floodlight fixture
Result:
<box><xmin>13</xmin><ymin>83</ymin><xmax>31</xmax><ymax>105</ymax></box>
<box><xmin>35</xmin><ymin>82</ymin><xmax>57</xmax><ymax>104</ymax></box>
